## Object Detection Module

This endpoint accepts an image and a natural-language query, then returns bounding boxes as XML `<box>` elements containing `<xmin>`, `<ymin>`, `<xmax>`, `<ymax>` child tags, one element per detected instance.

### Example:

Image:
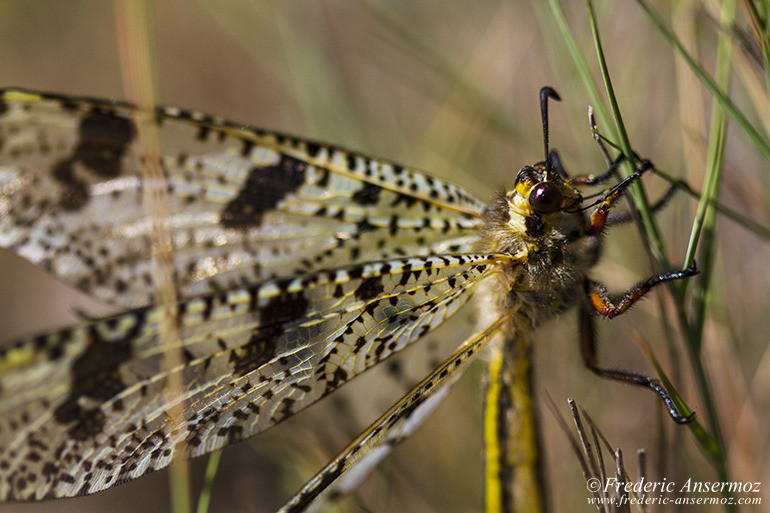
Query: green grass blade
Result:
<box><xmin>636</xmin><ymin>0</ymin><xmax>770</xmax><ymax>163</ymax></box>
<box><xmin>684</xmin><ymin>0</ymin><xmax>736</xmax><ymax>501</ymax></box>
<box><xmin>551</xmin><ymin>0</ymin><xmax>671</xmax><ymax>265</ymax></box>
<box><xmin>196</xmin><ymin>450</ymin><xmax>223</xmax><ymax>513</ymax></box>
<box><xmin>651</xmin><ymin>167</ymin><xmax>770</xmax><ymax>241</ymax></box>
<box><xmin>585</xmin><ymin>0</ymin><xmax>668</xmax><ymax>268</ymax></box>
<box><xmin>680</xmin><ymin>0</ymin><xmax>734</xmax><ymax>488</ymax></box>
<box><xmin>546</xmin><ymin>0</ymin><xmax>611</xmax><ymax>131</ymax></box>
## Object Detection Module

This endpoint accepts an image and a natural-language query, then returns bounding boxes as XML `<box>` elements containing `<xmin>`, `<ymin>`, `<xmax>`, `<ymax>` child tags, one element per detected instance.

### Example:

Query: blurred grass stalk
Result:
<box><xmin>113</xmin><ymin>1</ymin><xmax>193</xmax><ymax>513</ymax></box>
<box><xmin>681</xmin><ymin>0</ymin><xmax>733</xmax><ymax>478</ymax></box>
<box><xmin>641</xmin><ymin>1</ymin><xmax>770</xmax><ymax>163</ymax></box>
<box><xmin>549</xmin><ymin>397</ymin><xmax>648</xmax><ymax>513</ymax></box>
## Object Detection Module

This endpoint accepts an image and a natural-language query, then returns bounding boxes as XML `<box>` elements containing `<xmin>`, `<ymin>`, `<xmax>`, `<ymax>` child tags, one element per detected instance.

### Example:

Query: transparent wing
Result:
<box><xmin>0</xmin><ymin>254</ymin><xmax>504</xmax><ymax>500</ymax></box>
<box><xmin>0</xmin><ymin>88</ymin><xmax>485</xmax><ymax>308</ymax></box>
<box><xmin>277</xmin><ymin>313</ymin><xmax>512</xmax><ymax>513</ymax></box>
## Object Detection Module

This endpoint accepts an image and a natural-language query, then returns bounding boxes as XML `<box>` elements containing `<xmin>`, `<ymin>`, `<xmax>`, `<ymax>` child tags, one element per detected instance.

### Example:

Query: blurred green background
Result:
<box><xmin>0</xmin><ymin>1</ymin><xmax>768</xmax><ymax>512</ymax></box>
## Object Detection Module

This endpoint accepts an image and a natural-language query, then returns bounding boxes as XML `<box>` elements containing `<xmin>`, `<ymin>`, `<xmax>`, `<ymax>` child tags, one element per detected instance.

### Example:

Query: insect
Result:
<box><xmin>0</xmin><ymin>86</ymin><xmax>695</xmax><ymax>511</ymax></box>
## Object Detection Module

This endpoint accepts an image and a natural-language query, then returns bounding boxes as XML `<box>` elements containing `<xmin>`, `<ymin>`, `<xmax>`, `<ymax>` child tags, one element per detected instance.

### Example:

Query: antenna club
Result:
<box><xmin>540</xmin><ymin>86</ymin><xmax>561</xmax><ymax>103</ymax></box>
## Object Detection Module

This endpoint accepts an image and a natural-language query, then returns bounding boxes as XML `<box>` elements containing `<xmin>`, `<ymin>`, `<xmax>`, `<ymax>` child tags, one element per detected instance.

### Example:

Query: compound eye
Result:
<box><xmin>529</xmin><ymin>182</ymin><xmax>563</xmax><ymax>214</ymax></box>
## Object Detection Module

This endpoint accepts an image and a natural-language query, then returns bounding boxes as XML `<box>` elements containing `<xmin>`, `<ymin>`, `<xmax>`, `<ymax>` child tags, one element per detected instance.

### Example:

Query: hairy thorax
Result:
<box><xmin>475</xmin><ymin>163</ymin><xmax>602</xmax><ymax>329</ymax></box>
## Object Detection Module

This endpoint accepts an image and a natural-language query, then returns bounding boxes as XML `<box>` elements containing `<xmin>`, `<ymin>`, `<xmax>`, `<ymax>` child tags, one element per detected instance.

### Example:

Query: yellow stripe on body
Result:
<box><xmin>484</xmin><ymin>341</ymin><xmax>506</xmax><ymax>513</ymax></box>
<box><xmin>484</xmin><ymin>326</ymin><xmax>545</xmax><ymax>513</ymax></box>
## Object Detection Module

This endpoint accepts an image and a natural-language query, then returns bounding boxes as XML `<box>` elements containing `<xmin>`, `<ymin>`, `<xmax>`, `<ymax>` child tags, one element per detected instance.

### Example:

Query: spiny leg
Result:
<box><xmin>578</xmin><ymin>305</ymin><xmax>691</xmax><ymax>423</ymax></box>
<box><xmin>579</xmin><ymin>268</ymin><xmax>697</xmax><ymax>423</ymax></box>
<box><xmin>584</xmin><ymin>267</ymin><xmax>697</xmax><ymax>319</ymax></box>
<box><xmin>589</xmin><ymin>106</ymin><xmax>614</xmax><ymax>166</ymax></box>
<box><xmin>567</xmin><ymin>152</ymin><xmax>624</xmax><ymax>186</ymax></box>
<box><xmin>584</xmin><ymin>159</ymin><xmax>656</xmax><ymax>235</ymax></box>
<box><xmin>568</xmin><ymin>153</ymin><xmax>685</xmax><ymax>226</ymax></box>
<box><xmin>562</xmin><ymin>143</ymin><xmax>686</xmax><ymax>229</ymax></box>
<box><xmin>607</xmin><ymin>180</ymin><xmax>681</xmax><ymax>225</ymax></box>
<box><xmin>549</xmin><ymin>149</ymin><xmax>623</xmax><ymax>185</ymax></box>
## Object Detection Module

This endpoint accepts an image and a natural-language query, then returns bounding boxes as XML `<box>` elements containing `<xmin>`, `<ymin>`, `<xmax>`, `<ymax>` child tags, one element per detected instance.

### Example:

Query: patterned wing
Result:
<box><xmin>0</xmin><ymin>254</ymin><xmax>504</xmax><ymax>500</ymax></box>
<box><xmin>0</xmin><ymin>88</ymin><xmax>486</xmax><ymax>308</ymax></box>
<box><xmin>277</xmin><ymin>313</ymin><xmax>512</xmax><ymax>513</ymax></box>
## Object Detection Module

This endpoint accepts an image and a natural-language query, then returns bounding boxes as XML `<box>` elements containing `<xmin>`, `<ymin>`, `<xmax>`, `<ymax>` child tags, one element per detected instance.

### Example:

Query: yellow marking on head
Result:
<box><xmin>515</xmin><ymin>180</ymin><xmax>532</xmax><ymax>198</ymax></box>
<box><xmin>2</xmin><ymin>90</ymin><xmax>43</xmax><ymax>102</ymax></box>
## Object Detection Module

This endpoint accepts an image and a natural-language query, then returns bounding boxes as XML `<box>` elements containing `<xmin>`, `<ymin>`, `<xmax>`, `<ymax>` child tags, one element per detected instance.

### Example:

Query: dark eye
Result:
<box><xmin>529</xmin><ymin>182</ymin><xmax>563</xmax><ymax>214</ymax></box>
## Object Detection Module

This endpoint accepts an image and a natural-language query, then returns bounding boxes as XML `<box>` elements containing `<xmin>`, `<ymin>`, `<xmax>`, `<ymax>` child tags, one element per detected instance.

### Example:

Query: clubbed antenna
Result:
<box><xmin>540</xmin><ymin>86</ymin><xmax>561</xmax><ymax>179</ymax></box>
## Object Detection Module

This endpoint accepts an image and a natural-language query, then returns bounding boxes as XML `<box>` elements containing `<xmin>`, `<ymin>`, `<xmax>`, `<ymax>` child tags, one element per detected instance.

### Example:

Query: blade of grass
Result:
<box><xmin>739</xmin><ymin>0</ymin><xmax>770</xmax><ymax>93</ymax></box>
<box><xmin>546</xmin><ymin>0</ymin><xmax>610</xmax><ymax>130</ymax></box>
<box><xmin>551</xmin><ymin>0</ymin><xmax>680</xmax><ymax>295</ymax></box>
<box><xmin>636</xmin><ymin>0</ymin><xmax>770</xmax><ymax>163</ymax></box>
<box><xmin>196</xmin><ymin>451</ymin><xmax>223</xmax><ymax>513</ymax></box>
<box><xmin>113</xmin><ymin>2</ymin><xmax>191</xmax><ymax>512</ymax></box>
<box><xmin>665</xmin><ymin>0</ymin><xmax>734</xmax><ymax>499</ymax></box>
<box><xmin>585</xmin><ymin>0</ymin><xmax>669</xmax><ymax>269</ymax></box>
<box><xmin>634</xmin><ymin>328</ymin><xmax>722</xmax><ymax>461</ymax></box>
<box><xmin>682</xmin><ymin>1</ymin><xmax>735</xmax><ymax>506</ymax></box>
<box><xmin>684</xmin><ymin>24</ymin><xmax>729</xmax><ymax>305</ymax></box>
<box><xmin>651</xmin><ymin>167</ymin><xmax>770</xmax><ymax>241</ymax></box>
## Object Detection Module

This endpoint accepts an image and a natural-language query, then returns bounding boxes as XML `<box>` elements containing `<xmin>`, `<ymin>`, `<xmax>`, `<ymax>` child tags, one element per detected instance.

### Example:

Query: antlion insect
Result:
<box><xmin>0</xmin><ymin>86</ymin><xmax>694</xmax><ymax>511</ymax></box>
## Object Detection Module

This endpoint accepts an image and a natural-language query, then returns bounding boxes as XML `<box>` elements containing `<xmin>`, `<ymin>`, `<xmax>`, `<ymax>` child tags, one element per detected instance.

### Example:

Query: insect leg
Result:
<box><xmin>578</xmin><ymin>305</ymin><xmax>692</xmax><ymax>423</ymax></box>
<box><xmin>550</xmin><ymin>149</ymin><xmax>624</xmax><ymax>186</ymax></box>
<box><xmin>567</xmin><ymin>152</ymin><xmax>624</xmax><ymax>186</ymax></box>
<box><xmin>584</xmin><ymin>159</ymin><xmax>656</xmax><ymax>235</ymax></box>
<box><xmin>584</xmin><ymin>267</ymin><xmax>697</xmax><ymax>319</ymax></box>
<box><xmin>579</xmin><ymin>270</ymin><xmax>697</xmax><ymax>424</ymax></box>
<box><xmin>607</xmin><ymin>180</ymin><xmax>682</xmax><ymax>225</ymax></box>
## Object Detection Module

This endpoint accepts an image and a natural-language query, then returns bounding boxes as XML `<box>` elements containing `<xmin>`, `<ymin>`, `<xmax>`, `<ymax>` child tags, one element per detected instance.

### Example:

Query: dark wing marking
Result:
<box><xmin>277</xmin><ymin>313</ymin><xmax>512</xmax><ymax>513</ymax></box>
<box><xmin>0</xmin><ymin>88</ymin><xmax>485</xmax><ymax>308</ymax></box>
<box><xmin>0</xmin><ymin>254</ymin><xmax>504</xmax><ymax>500</ymax></box>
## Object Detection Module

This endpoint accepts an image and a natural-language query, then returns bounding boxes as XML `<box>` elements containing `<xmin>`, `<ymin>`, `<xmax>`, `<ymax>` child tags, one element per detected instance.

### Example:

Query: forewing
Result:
<box><xmin>0</xmin><ymin>254</ymin><xmax>502</xmax><ymax>500</ymax></box>
<box><xmin>277</xmin><ymin>314</ymin><xmax>512</xmax><ymax>513</ymax></box>
<box><xmin>0</xmin><ymin>88</ymin><xmax>485</xmax><ymax>308</ymax></box>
